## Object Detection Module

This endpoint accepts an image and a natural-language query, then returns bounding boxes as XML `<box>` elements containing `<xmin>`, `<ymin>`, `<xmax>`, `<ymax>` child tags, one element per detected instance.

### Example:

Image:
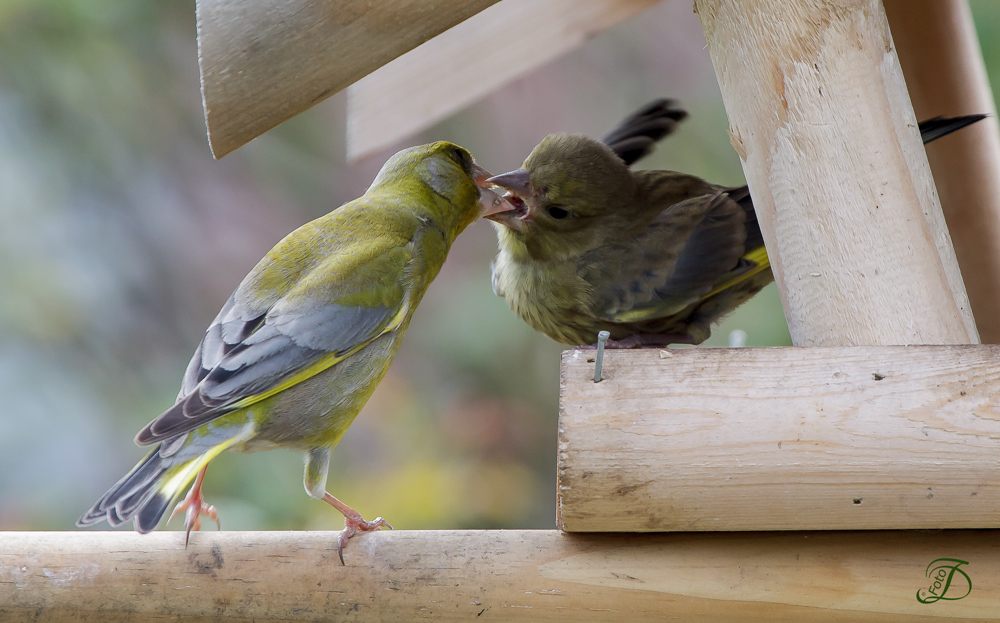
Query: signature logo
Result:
<box><xmin>916</xmin><ymin>558</ymin><xmax>972</xmax><ymax>603</ymax></box>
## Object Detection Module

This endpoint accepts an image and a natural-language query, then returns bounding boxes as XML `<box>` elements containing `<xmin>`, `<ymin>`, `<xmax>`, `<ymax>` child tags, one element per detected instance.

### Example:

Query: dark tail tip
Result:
<box><xmin>918</xmin><ymin>114</ymin><xmax>987</xmax><ymax>144</ymax></box>
<box><xmin>76</xmin><ymin>448</ymin><xmax>173</xmax><ymax>532</ymax></box>
<box><xmin>136</xmin><ymin>493</ymin><xmax>173</xmax><ymax>533</ymax></box>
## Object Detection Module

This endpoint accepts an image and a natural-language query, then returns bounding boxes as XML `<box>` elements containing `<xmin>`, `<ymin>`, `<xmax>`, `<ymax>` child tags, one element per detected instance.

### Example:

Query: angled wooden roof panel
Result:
<box><xmin>197</xmin><ymin>0</ymin><xmax>500</xmax><ymax>157</ymax></box>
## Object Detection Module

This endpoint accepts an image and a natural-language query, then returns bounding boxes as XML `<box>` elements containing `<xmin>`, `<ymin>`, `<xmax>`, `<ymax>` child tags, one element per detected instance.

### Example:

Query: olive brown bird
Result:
<box><xmin>486</xmin><ymin>100</ymin><xmax>985</xmax><ymax>347</ymax></box>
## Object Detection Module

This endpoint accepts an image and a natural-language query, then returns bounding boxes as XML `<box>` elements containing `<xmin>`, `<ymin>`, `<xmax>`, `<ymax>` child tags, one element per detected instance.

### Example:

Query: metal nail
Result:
<box><xmin>594</xmin><ymin>331</ymin><xmax>610</xmax><ymax>382</ymax></box>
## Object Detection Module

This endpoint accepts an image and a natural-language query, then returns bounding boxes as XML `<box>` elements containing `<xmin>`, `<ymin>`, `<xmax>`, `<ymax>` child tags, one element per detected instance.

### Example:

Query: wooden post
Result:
<box><xmin>196</xmin><ymin>0</ymin><xmax>499</xmax><ymax>157</ymax></box>
<box><xmin>884</xmin><ymin>0</ymin><xmax>1000</xmax><ymax>344</ymax></box>
<box><xmin>693</xmin><ymin>0</ymin><xmax>979</xmax><ymax>347</ymax></box>
<box><xmin>4</xmin><ymin>530</ymin><xmax>999</xmax><ymax>621</ymax></box>
<box><xmin>556</xmin><ymin>347</ymin><xmax>1000</xmax><ymax>532</ymax></box>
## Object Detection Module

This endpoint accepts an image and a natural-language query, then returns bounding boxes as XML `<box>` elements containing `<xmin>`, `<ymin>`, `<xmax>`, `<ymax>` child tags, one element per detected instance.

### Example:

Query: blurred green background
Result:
<box><xmin>1</xmin><ymin>1</ymin><xmax>998</xmax><ymax>533</ymax></box>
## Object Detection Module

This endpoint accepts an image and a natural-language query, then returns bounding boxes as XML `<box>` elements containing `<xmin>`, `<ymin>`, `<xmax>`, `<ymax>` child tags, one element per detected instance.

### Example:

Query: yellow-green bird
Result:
<box><xmin>78</xmin><ymin>141</ymin><xmax>508</xmax><ymax>562</ymax></box>
<box><xmin>485</xmin><ymin>100</ymin><xmax>985</xmax><ymax>347</ymax></box>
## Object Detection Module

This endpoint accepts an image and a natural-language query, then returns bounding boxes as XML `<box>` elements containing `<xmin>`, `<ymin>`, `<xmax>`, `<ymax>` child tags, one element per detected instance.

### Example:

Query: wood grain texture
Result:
<box><xmin>885</xmin><ymin>0</ymin><xmax>1000</xmax><ymax>344</ymax></box>
<box><xmin>345</xmin><ymin>0</ymin><xmax>660</xmax><ymax>160</ymax></box>
<box><xmin>196</xmin><ymin>0</ymin><xmax>499</xmax><ymax>158</ymax></box>
<box><xmin>693</xmin><ymin>0</ymin><xmax>979</xmax><ymax>347</ymax></box>
<box><xmin>3</xmin><ymin>530</ymin><xmax>999</xmax><ymax>621</ymax></box>
<box><xmin>557</xmin><ymin>347</ymin><xmax>1000</xmax><ymax>532</ymax></box>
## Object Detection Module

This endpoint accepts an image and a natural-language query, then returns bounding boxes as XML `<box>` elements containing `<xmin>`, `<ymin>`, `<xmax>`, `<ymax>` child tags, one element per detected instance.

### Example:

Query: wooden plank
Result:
<box><xmin>345</xmin><ymin>0</ymin><xmax>661</xmax><ymax>160</ymax></box>
<box><xmin>3</xmin><ymin>530</ymin><xmax>999</xmax><ymax>621</ymax></box>
<box><xmin>196</xmin><ymin>0</ymin><xmax>500</xmax><ymax>158</ymax></box>
<box><xmin>693</xmin><ymin>0</ymin><xmax>979</xmax><ymax>346</ymax></box>
<box><xmin>885</xmin><ymin>0</ymin><xmax>1000</xmax><ymax>344</ymax></box>
<box><xmin>557</xmin><ymin>347</ymin><xmax>1000</xmax><ymax>532</ymax></box>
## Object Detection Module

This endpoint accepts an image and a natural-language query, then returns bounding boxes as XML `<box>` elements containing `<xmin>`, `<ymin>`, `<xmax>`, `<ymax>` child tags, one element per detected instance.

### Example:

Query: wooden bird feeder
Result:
<box><xmin>7</xmin><ymin>0</ymin><xmax>1000</xmax><ymax>621</ymax></box>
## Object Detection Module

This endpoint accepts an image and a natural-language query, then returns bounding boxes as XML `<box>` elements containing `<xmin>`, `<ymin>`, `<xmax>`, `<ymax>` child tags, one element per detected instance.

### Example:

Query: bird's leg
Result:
<box><xmin>322</xmin><ymin>492</ymin><xmax>392</xmax><ymax>565</ymax></box>
<box><xmin>304</xmin><ymin>447</ymin><xmax>391</xmax><ymax>565</ymax></box>
<box><xmin>169</xmin><ymin>465</ymin><xmax>220</xmax><ymax>547</ymax></box>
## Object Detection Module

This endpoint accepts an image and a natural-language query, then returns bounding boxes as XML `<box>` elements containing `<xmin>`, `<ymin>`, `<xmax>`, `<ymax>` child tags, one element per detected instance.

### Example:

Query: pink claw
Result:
<box><xmin>169</xmin><ymin>466</ymin><xmax>220</xmax><ymax>547</ymax></box>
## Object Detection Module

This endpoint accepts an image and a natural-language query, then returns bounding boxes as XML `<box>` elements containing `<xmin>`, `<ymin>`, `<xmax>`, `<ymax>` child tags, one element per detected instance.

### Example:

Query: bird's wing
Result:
<box><xmin>136</xmin><ymin>238</ymin><xmax>413</xmax><ymax>445</ymax></box>
<box><xmin>582</xmin><ymin>191</ymin><xmax>757</xmax><ymax>324</ymax></box>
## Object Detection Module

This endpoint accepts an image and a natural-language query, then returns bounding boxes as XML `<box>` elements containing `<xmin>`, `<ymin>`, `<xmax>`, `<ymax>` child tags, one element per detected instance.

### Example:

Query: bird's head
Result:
<box><xmin>484</xmin><ymin>134</ymin><xmax>633</xmax><ymax>261</ymax></box>
<box><xmin>370</xmin><ymin>141</ymin><xmax>512</xmax><ymax>238</ymax></box>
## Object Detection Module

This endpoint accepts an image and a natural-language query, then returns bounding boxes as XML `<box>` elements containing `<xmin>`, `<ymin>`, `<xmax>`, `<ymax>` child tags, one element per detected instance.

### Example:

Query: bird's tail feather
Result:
<box><xmin>602</xmin><ymin>99</ymin><xmax>688</xmax><ymax>166</ymax></box>
<box><xmin>706</xmin><ymin>245</ymin><xmax>771</xmax><ymax>301</ymax></box>
<box><xmin>918</xmin><ymin>114</ymin><xmax>986</xmax><ymax>144</ymax></box>
<box><xmin>77</xmin><ymin>430</ymin><xmax>247</xmax><ymax>533</ymax></box>
<box><xmin>725</xmin><ymin>185</ymin><xmax>764</xmax><ymax>252</ymax></box>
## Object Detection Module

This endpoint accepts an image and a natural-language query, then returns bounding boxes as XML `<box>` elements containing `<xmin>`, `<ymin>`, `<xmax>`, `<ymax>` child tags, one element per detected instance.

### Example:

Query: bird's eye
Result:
<box><xmin>451</xmin><ymin>147</ymin><xmax>470</xmax><ymax>169</ymax></box>
<box><xmin>547</xmin><ymin>206</ymin><xmax>570</xmax><ymax>219</ymax></box>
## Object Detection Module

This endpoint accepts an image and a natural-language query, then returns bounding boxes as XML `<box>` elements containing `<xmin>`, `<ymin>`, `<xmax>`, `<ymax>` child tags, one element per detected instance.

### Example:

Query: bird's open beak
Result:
<box><xmin>472</xmin><ymin>164</ymin><xmax>519</xmax><ymax>218</ymax></box>
<box><xmin>478</xmin><ymin>185</ymin><xmax>516</xmax><ymax>218</ymax></box>
<box><xmin>481</xmin><ymin>169</ymin><xmax>533</xmax><ymax>231</ymax></box>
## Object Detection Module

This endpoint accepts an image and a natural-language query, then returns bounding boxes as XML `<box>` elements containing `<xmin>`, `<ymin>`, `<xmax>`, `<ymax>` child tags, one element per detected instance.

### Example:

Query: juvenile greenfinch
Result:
<box><xmin>486</xmin><ymin>102</ymin><xmax>985</xmax><ymax>347</ymax></box>
<box><xmin>78</xmin><ymin>141</ymin><xmax>509</xmax><ymax>562</ymax></box>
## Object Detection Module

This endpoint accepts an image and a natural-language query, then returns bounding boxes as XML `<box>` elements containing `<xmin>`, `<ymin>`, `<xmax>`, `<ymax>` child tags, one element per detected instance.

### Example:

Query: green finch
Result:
<box><xmin>485</xmin><ymin>102</ymin><xmax>985</xmax><ymax>347</ymax></box>
<box><xmin>78</xmin><ymin>141</ymin><xmax>509</xmax><ymax>562</ymax></box>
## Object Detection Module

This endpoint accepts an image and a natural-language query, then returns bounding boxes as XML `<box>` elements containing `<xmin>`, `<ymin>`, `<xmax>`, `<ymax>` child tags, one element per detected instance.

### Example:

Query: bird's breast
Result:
<box><xmin>491</xmin><ymin>250</ymin><xmax>596</xmax><ymax>344</ymax></box>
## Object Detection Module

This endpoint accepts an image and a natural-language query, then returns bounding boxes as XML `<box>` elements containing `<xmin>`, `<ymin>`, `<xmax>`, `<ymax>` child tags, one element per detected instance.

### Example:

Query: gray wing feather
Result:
<box><xmin>179</xmin><ymin>294</ymin><xmax>265</xmax><ymax>397</ymax></box>
<box><xmin>268</xmin><ymin>301</ymin><xmax>391</xmax><ymax>351</ymax></box>
<box><xmin>203</xmin><ymin>303</ymin><xmax>392</xmax><ymax>400</ymax></box>
<box><xmin>139</xmin><ymin>298</ymin><xmax>395</xmax><ymax>445</ymax></box>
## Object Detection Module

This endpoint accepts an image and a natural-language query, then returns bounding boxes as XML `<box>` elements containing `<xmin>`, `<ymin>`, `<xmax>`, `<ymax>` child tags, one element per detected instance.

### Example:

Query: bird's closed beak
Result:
<box><xmin>471</xmin><ymin>163</ymin><xmax>492</xmax><ymax>185</ymax></box>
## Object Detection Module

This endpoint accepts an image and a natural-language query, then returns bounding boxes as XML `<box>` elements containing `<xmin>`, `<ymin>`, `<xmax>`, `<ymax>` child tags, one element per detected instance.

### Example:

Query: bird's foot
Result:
<box><xmin>337</xmin><ymin>513</ymin><xmax>392</xmax><ymax>565</ymax></box>
<box><xmin>322</xmin><ymin>492</ymin><xmax>392</xmax><ymax>565</ymax></box>
<box><xmin>604</xmin><ymin>335</ymin><xmax>646</xmax><ymax>349</ymax></box>
<box><xmin>169</xmin><ymin>466</ymin><xmax>220</xmax><ymax>547</ymax></box>
<box><xmin>576</xmin><ymin>332</ymin><xmax>698</xmax><ymax>349</ymax></box>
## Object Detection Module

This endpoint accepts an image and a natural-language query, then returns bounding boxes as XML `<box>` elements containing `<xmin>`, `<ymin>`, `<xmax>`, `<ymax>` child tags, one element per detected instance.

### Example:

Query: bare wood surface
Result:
<box><xmin>345</xmin><ymin>0</ymin><xmax>660</xmax><ymax>160</ymax></box>
<box><xmin>3</xmin><ymin>530</ymin><xmax>999</xmax><ymax>621</ymax></box>
<box><xmin>196</xmin><ymin>0</ymin><xmax>499</xmax><ymax>158</ymax></box>
<box><xmin>694</xmin><ymin>0</ymin><xmax>979</xmax><ymax>347</ymax></box>
<box><xmin>885</xmin><ymin>0</ymin><xmax>1000</xmax><ymax>344</ymax></box>
<box><xmin>557</xmin><ymin>347</ymin><xmax>1000</xmax><ymax>532</ymax></box>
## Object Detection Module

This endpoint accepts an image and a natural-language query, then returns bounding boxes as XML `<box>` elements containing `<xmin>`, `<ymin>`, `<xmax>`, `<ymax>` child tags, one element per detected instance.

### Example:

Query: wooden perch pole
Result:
<box><xmin>196</xmin><ymin>0</ymin><xmax>499</xmax><ymax>158</ymax></box>
<box><xmin>884</xmin><ymin>0</ymin><xmax>1000</xmax><ymax>344</ymax></box>
<box><xmin>556</xmin><ymin>347</ymin><xmax>1000</xmax><ymax>533</ymax></box>
<box><xmin>5</xmin><ymin>530</ymin><xmax>1000</xmax><ymax>621</ymax></box>
<box><xmin>693</xmin><ymin>0</ymin><xmax>979</xmax><ymax>347</ymax></box>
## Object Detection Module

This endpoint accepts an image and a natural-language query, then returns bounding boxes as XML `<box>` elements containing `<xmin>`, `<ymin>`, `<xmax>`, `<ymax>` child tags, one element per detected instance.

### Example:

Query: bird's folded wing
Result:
<box><xmin>136</xmin><ymin>241</ymin><xmax>413</xmax><ymax>445</ymax></box>
<box><xmin>583</xmin><ymin>192</ymin><xmax>751</xmax><ymax>324</ymax></box>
